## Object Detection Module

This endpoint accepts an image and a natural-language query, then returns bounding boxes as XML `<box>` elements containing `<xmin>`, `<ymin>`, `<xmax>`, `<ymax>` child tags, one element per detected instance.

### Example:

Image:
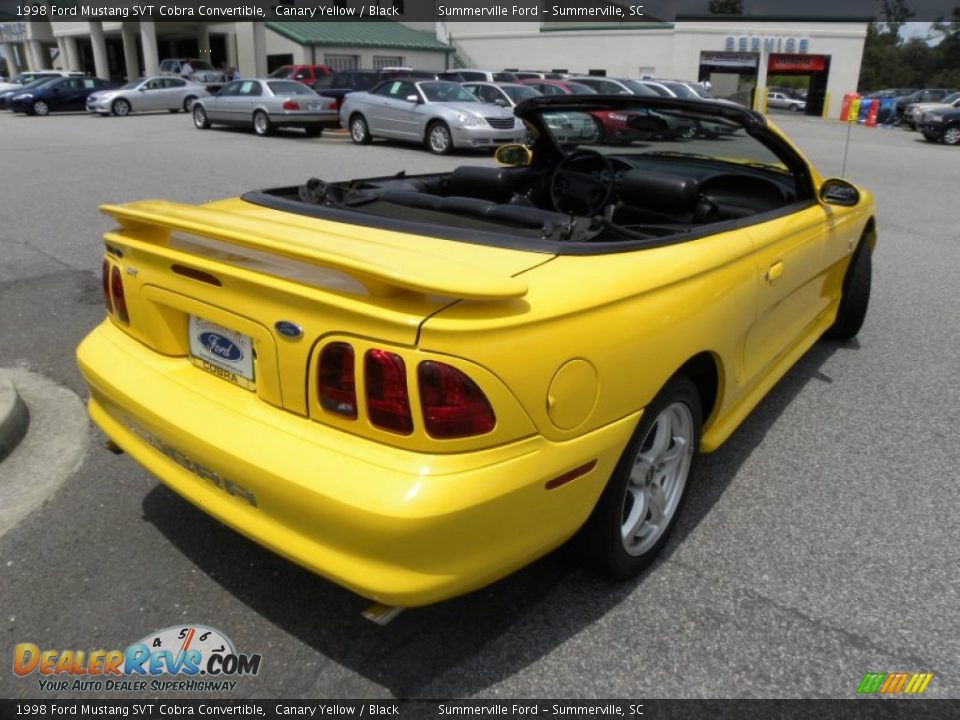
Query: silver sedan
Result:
<box><xmin>192</xmin><ymin>79</ymin><xmax>339</xmax><ymax>137</ymax></box>
<box><xmin>87</xmin><ymin>76</ymin><xmax>210</xmax><ymax>116</ymax></box>
<box><xmin>340</xmin><ymin>79</ymin><xmax>524</xmax><ymax>154</ymax></box>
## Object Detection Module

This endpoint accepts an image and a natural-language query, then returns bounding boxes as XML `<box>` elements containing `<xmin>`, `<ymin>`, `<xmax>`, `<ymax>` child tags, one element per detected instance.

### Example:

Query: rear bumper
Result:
<box><xmin>268</xmin><ymin>111</ymin><xmax>339</xmax><ymax>128</ymax></box>
<box><xmin>77</xmin><ymin>320</ymin><xmax>635</xmax><ymax>606</ymax></box>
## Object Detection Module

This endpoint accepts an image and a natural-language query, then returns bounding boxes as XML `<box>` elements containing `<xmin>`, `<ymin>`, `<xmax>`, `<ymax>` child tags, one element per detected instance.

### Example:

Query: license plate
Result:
<box><xmin>188</xmin><ymin>316</ymin><xmax>255</xmax><ymax>390</ymax></box>
<box><xmin>308</xmin><ymin>103</ymin><xmax>323</xmax><ymax>111</ymax></box>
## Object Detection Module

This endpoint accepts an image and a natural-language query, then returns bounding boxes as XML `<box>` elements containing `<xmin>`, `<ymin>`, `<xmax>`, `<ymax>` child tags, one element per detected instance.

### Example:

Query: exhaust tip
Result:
<box><xmin>362</xmin><ymin>603</ymin><xmax>405</xmax><ymax>626</ymax></box>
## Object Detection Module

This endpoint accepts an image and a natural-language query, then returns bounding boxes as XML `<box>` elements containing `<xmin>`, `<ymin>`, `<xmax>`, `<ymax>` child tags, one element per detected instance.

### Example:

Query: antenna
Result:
<box><xmin>841</xmin><ymin>117</ymin><xmax>853</xmax><ymax>178</ymax></box>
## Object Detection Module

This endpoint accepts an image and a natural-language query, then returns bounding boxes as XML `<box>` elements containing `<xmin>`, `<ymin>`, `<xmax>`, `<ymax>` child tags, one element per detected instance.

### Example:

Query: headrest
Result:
<box><xmin>618</xmin><ymin>171</ymin><xmax>700</xmax><ymax>215</ymax></box>
<box><xmin>445</xmin><ymin>166</ymin><xmax>520</xmax><ymax>203</ymax></box>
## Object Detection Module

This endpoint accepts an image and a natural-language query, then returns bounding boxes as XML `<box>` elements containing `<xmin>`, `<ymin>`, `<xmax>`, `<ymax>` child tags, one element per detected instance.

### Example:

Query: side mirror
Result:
<box><xmin>494</xmin><ymin>143</ymin><xmax>533</xmax><ymax>167</ymax></box>
<box><xmin>138</xmin><ymin>87</ymin><xmax>147</xmax><ymax>92</ymax></box>
<box><xmin>820</xmin><ymin>178</ymin><xmax>860</xmax><ymax>207</ymax></box>
<box><xmin>405</xmin><ymin>94</ymin><xmax>419</xmax><ymax>103</ymax></box>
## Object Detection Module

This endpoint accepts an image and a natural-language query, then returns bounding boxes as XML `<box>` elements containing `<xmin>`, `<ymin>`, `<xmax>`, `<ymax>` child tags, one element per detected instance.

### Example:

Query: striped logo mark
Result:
<box><xmin>856</xmin><ymin>672</ymin><xmax>933</xmax><ymax>694</ymax></box>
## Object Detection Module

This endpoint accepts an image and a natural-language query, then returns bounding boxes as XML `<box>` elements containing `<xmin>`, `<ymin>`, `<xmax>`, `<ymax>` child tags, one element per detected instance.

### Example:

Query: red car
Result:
<box><xmin>519</xmin><ymin>79</ymin><xmax>641</xmax><ymax>144</ymax></box>
<box><xmin>268</xmin><ymin>64</ymin><xmax>332</xmax><ymax>85</ymax></box>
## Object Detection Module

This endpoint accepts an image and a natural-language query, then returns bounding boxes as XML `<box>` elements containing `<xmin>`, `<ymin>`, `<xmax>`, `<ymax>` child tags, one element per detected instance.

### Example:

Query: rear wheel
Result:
<box><xmin>427</xmin><ymin>121</ymin><xmax>453</xmax><ymax>155</ymax></box>
<box><xmin>183</xmin><ymin>96</ymin><xmax>197</xmax><ymax>112</ymax></box>
<box><xmin>578</xmin><ymin>376</ymin><xmax>701</xmax><ymax>579</ymax></box>
<box><xmin>192</xmin><ymin>105</ymin><xmax>210</xmax><ymax>129</ymax></box>
<box><xmin>350</xmin><ymin>114</ymin><xmax>371</xmax><ymax>144</ymax></box>
<box><xmin>252</xmin><ymin>110</ymin><xmax>274</xmax><ymax>137</ymax></box>
<box><xmin>943</xmin><ymin>126</ymin><xmax>960</xmax><ymax>146</ymax></box>
<box><xmin>32</xmin><ymin>100</ymin><xmax>49</xmax><ymax>116</ymax></box>
<box><xmin>112</xmin><ymin>99</ymin><xmax>131</xmax><ymax>116</ymax></box>
<box><xmin>824</xmin><ymin>235</ymin><xmax>872</xmax><ymax>341</ymax></box>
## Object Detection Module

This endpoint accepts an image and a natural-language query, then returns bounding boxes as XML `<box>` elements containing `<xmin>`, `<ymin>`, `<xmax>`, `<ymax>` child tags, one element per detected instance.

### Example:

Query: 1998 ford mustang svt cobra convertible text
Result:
<box><xmin>77</xmin><ymin>96</ymin><xmax>875</xmax><ymax>609</ymax></box>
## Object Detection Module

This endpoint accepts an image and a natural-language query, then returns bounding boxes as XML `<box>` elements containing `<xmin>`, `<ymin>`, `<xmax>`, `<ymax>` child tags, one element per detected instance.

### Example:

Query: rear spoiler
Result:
<box><xmin>100</xmin><ymin>200</ymin><xmax>528</xmax><ymax>301</ymax></box>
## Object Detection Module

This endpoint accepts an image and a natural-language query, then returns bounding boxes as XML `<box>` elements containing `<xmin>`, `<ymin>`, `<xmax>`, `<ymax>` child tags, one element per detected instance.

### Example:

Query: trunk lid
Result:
<box><xmin>99</xmin><ymin>197</ymin><xmax>550</xmax><ymax>417</ymax></box>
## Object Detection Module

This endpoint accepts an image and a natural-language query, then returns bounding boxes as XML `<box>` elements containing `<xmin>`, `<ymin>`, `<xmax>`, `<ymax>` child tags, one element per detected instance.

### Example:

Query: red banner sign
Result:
<box><xmin>768</xmin><ymin>54</ymin><xmax>827</xmax><ymax>72</ymax></box>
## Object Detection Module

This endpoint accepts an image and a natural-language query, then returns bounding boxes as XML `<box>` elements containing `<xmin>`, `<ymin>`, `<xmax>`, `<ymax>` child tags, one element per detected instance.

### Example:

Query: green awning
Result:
<box><xmin>267</xmin><ymin>21</ymin><xmax>453</xmax><ymax>53</ymax></box>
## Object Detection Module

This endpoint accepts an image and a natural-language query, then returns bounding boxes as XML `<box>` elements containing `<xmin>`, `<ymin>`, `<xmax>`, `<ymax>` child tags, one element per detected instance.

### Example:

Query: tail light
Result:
<box><xmin>364</xmin><ymin>350</ymin><xmax>412</xmax><ymax>434</ymax></box>
<box><xmin>101</xmin><ymin>260</ymin><xmax>113</xmax><ymax>315</ymax></box>
<box><xmin>319</xmin><ymin>343</ymin><xmax>357</xmax><ymax>419</ymax></box>
<box><xmin>282</xmin><ymin>99</ymin><xmax>300</xmax><ymax>110</ymax></box>
<box><xmin>418</xmin><ymin>362</ymin><xmax>495</xmax><ymax>438</ymax></box>
<box><xmin>110</xmin><ymin>265</ymin><xmax>128</xmax><ymax>323</ymax></box>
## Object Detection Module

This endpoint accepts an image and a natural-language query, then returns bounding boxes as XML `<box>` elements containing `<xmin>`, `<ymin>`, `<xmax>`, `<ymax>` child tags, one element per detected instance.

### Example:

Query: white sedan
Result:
<box><xmin>86</xmin><ymin>76</ymin><xmax>210</xmax><ymax>116</ymax></box>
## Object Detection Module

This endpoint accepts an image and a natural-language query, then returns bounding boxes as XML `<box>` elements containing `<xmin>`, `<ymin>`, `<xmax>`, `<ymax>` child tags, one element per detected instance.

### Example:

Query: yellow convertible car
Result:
<box><xmin>77</xmin><ymin>96</ymin><xmax>875</xmax><ymax>610</ymax></box>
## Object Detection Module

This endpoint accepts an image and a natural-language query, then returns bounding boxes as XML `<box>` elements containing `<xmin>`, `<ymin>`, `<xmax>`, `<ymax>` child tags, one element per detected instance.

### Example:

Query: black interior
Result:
<box><xmin>253</xmin><ymin>148</ymin><xmax>802</xmax><ymax>249</ymax></box>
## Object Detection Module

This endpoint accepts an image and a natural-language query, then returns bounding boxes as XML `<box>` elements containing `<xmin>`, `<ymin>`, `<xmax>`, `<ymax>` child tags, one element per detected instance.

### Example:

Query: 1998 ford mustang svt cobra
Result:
<box><xmin>77</xmin><ymin>96</ymin><xmax>875</xmax><ymax>609</ymax></box>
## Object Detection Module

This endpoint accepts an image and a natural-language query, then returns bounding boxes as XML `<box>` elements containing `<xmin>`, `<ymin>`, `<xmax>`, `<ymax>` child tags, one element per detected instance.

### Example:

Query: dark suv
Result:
<box><xmin>312</xmin><ymin>70</ymin><xmax>384</xmax><ymax>109</ymax></box>
<box><xmin>894</xmin><ymin>89</ymin><xmax>955</xmax><ymax>124</ymax></box>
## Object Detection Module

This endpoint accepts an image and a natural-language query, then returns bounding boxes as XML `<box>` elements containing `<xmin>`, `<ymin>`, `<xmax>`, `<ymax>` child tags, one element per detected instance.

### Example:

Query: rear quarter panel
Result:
<box><xmin>419</xmin><ymin>227</ymin><xmax>760</xmax><ymax>445</ymax></box>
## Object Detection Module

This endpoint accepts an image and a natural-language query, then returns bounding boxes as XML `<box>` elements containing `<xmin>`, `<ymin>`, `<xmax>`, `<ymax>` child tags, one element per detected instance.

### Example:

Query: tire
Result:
<box><xmin>427</xmin><ymin>121</ymin><xmax>453</xmax><ymax>155</ymax></box>
<box><xmin>112</xmin><ymin>99</ymin><xmax>131</xmax><ymax>117</ymax></box>
<box><xmin>192</xmin><ymin>105</ymin><xmax>210</xmax><ymax>129</ymax></box>
<box><xmin>824</xmin><ymin>235</ymin><xmax>872</xmax><ymax>341</ymax></box>
<box><xmin>578</xmin><ymin>375</ymin><xmax>702</xmax><ymax>579</ymax></box>
<box><xmin>32</xmin><ymin>100</ymin><xmax>49</xmax><ymax>116</ymax></box>
<box><xmin>789</xmin><ymin>103</ymin><xmax>800</xmax><ymax>112</ymax></box>
<box><xmin>349</xmin><ymin>114</ymin><xmax>371</xmax><ymax>144</ymax></box>
<box><xmin>252</xmin><ymin>110</ymin><xmax>273</xmax><ymax>137</ymax></box>
<box><xmin>943</xmin><ymin>126</ymin><xmax>960</xmax><ymax>146</ymax></box>
<box><xmin>304</xmin><ymin>127</ymin><xmax>323</xmax><ymax>138</ymax></box>
<box><xmin>183</xmin><ymin>96</ymin><xmax>197</xmax><ymax>112</ymax></box>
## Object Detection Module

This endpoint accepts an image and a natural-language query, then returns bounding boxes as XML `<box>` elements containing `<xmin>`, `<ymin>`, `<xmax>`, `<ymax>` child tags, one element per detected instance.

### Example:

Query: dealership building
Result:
<box><xmin>0</xmin><ymin>17</ymin><xmax>867</xmax><ymax>117</ymax></box>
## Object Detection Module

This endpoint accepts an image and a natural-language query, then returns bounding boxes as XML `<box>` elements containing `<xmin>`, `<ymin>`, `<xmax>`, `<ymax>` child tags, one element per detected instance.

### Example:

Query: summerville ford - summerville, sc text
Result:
<box><xmin>436</xmin><ymin>3</ymin><xmax>643</xmax><ymax>17</ymax></box>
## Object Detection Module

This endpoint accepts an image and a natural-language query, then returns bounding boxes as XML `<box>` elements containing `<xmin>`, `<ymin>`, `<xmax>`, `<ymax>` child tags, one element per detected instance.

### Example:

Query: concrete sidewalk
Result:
<box><xmin>0</xmin><ymin>372</ymin><xmax>29</xmax><ymax>462</ymax></box>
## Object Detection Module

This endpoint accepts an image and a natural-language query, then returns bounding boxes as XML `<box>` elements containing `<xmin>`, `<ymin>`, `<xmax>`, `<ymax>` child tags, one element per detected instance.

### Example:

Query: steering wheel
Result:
<box><xmin>550</xmin><ymin>148</ymin><xmax>616</xmax><ymax>216</ymax></box>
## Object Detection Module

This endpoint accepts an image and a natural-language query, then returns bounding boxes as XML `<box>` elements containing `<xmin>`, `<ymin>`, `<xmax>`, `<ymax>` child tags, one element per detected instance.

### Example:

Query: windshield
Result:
<box><xmin>269</xmin><ymin>67</ymin><xmax>295</xmax><ymax>79</ymax></box>
<box><xmin>502</xmin><ymin>85</ymin><xmax>541</xmax><ymax>103</ymax></box>
<box><xmin>420</xmin><ymin>82</ymin><xmax>478</xmax><ymax>103</ymax></box>
<box><xmin>188</xmin><ymin>60</ymin><xmax>215</xmax><ymax>71</ymax></box>
<box><xmin>120</xmin><ymin>79</ymin><xmax>145</xmax><ymax>90</ymax></box>
<box><xmin>938</xmin><ymin>92</ymin><xmax>960</xmax><ymax>104</ymax></box>
<box><xmin>538</xmin><ymin>103</ymin><xmax>788</xmax><ymax>172</ymax></box>
<box><xmin>659</xmin><ymin>82</ymin><xmax>699</xmax><ymax>99</ymax></box>
<box><xmin>267</xmin><ymin>81</ymin><xmax>317</xmax><ymax>96</ymax></box>
<box><xmin>18</xmin><ymin>77</ymin><xmax>61</xmax><ymax>91</ymax></box>
<box><xmin>621</xmin><ymin>80</ymin><xmax>659</xmax><ymax>97</ymax></box>
<box><xmin>564</xmin><ymin>82</ymin><xmax>597</xmax><ymax>95</ymax></box>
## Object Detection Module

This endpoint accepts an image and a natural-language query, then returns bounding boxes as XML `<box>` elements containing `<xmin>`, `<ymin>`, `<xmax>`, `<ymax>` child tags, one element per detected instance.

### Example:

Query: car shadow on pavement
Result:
<box><xmin>142</xmin><ymin>338</ymin><xmax>850</xmax><ymax>698</ymax></box>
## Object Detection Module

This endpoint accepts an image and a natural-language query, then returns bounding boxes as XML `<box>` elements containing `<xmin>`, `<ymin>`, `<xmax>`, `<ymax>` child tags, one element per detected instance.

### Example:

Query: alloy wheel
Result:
<box><xmin>620</xmin><ymin>401</ymin><xmax>695</xmax><ymax>556</ymax></box>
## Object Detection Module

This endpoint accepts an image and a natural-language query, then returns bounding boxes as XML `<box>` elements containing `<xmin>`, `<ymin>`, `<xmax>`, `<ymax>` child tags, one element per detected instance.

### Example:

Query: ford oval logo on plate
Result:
<box><xmin>274</xmin><ymin>321</ymin><xmax>303</xmax><ymax>340</ymax></box>
<box><xmin>199</xmin><ymin>332</ymin><xmax>244</xmax><ymax>362</ymax></box>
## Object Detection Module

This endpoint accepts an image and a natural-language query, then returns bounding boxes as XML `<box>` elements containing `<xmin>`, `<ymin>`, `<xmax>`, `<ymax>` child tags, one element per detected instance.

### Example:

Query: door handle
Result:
<box><xmin>765</xmin><ymin>261</ymin><xmax>784</xmax><ymax>284</ymax></box>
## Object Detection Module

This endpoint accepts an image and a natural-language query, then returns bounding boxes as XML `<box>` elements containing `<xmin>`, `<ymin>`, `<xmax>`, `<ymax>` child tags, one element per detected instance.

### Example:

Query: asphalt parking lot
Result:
<box><xmin>0</xmin><ymin>109</ymin><xmax>958</xmax><ymax>700</ymax></box>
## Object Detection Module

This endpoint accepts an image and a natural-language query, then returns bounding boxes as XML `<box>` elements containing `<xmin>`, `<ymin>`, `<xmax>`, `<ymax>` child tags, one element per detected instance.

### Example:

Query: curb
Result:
<box><xmin>0</xmin><ymin>376</ymin><xmax>30</xmax><ymax>462</ymax></box>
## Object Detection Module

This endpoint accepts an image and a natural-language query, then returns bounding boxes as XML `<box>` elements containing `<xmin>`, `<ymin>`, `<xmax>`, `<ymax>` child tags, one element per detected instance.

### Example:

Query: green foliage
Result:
<box><xmin>858</xmin><ymin>17</ymin><xmax>960</xmax><ymax>92</ymax></box>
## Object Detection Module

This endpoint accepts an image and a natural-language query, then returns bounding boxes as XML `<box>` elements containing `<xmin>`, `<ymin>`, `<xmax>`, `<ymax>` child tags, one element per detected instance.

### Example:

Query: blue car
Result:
<box><xmin>10</xmin><ymin>76</ymin><xmax>113</xmax><ymax>115</ymax></box>
<box><xmin>0</xmin><ymin>77</ymin><xmax>62</xmax><ymax>110</ymax></box>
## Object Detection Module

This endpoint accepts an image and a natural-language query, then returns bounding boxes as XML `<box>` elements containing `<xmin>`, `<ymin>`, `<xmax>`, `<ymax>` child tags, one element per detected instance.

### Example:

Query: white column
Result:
<box><xmin>140</xmin><ymin>21</ymin><xmax>159</xmax><ymax>77</ymax></box>
<box><xmin>28</xmin><ymin>40</ymin><xmax>48</xmax><ymax>70</ymax></box>
<box><xmin>56</xmin><ymin>37</ymin><xmax>67</xmax><ymax>70</ymax></box>
<box><xmin>225</xmin><ymin>32</ymin><xmax>237</xmax><ymax>71</ymax></box>
<box><xmin>89</xmin><ymin>22</ymin><xmax>109</xmax><ymax>79</ymax></box>
<box><xmin>2</xmin><ymin>43</ymin><xmax>20</xmax><ymax>77</ymax></box>
<box><xmin>64</xmin><ymin>36</ymin><xmax>80</xmax><ymax>72</ymax></box>
<box><xmin>235</xmin><ymin>22</ymin><xmax>266</xmax><ymax>78</ymax></box>
<box><xmin>121</xmin><ymin>22</ymin><xmax>140</xmax><ymax>80</ymax></box>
